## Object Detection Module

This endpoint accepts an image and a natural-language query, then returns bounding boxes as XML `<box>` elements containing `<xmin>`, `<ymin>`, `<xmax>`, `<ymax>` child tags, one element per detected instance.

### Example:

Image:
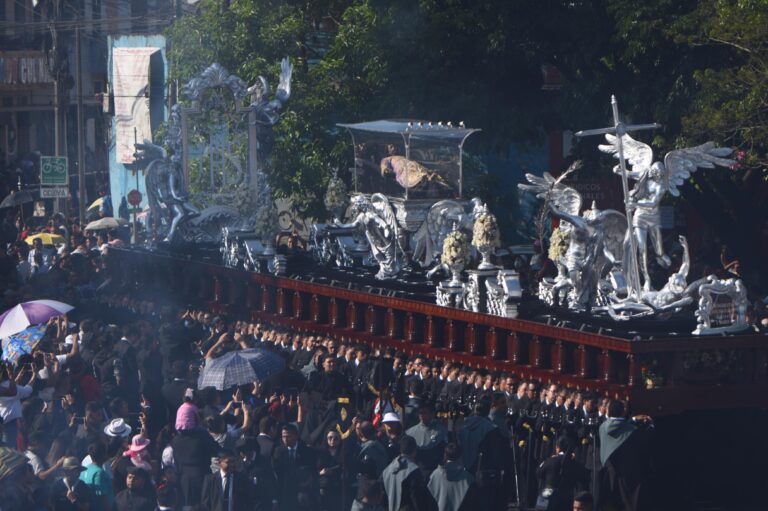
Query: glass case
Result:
<box><xmin>338</xmin><ymin>120</ymin><xmax>480</xmax><ymax>200</ymax></box>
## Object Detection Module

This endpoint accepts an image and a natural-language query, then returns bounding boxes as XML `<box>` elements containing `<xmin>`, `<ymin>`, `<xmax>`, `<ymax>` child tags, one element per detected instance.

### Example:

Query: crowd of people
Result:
<box><xmin>0</xmin><ymin>281</ymin><xmax>657</xmax><ymax>511</ymax></box>
<box><xmin>0</xmin><ymin>207</ymin><xmax>753</xmax><ymax>511</ymax></box>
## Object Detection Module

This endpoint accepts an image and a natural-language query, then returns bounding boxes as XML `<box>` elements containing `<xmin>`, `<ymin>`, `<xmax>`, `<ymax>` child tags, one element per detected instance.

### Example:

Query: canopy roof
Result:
<box><xmin>337</xmin><ymin>119</ymin><xmax>480</xmax><ymax>143</ymax></box>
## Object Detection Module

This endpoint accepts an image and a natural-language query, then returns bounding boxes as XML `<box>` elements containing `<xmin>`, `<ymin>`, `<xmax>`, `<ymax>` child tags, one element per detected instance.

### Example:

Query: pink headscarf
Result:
<box><xmin>175</xmin><ymin>402</ymin><xmax>199</xmax><ymax>431</ymax></box>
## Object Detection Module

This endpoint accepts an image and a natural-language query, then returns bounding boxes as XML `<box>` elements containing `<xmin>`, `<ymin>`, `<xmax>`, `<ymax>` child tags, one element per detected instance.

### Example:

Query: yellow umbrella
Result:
<box><xmin>25</xmin><ymin>233</ymin><xmax>66</xmax><ymax>246</ymax></box>
<box><xmin>88</xmin><ymin>197</ymin><xmax>104</xmax><ymax>210</ymax></box>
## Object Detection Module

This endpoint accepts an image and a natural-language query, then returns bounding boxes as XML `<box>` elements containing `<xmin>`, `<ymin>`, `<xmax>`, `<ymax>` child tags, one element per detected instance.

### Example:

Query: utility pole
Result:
<box><xmin>51</xmin><ymin>0</ymin><xmax>65</xmax><ymax>215</ymax></box>
<box><xmin>76</xmin><ymin>25</ymin><xmax>87</xmax><ymax>224</ymax></box>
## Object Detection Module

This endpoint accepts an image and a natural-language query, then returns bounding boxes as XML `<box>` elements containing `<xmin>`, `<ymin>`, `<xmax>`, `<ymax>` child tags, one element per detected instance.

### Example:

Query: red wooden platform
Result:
<box><xmin>112</xmin><ymin>248</ymin><xmax>768</xmax><ymax>415</ymax></box>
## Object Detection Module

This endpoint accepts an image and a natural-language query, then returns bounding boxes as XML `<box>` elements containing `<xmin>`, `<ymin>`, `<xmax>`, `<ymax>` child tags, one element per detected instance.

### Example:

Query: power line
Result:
<box><xmin>0</xmin><ymin>15</ymin><xmax>174</xmax><ymax>31</ymax></box>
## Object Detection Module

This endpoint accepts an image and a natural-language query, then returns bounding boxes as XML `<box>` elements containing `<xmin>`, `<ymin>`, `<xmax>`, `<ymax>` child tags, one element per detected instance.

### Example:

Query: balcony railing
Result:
<box><xmin>112</xmin><ymin>248</ymin><xmax>768</xmax><ymax>415</ymax></box>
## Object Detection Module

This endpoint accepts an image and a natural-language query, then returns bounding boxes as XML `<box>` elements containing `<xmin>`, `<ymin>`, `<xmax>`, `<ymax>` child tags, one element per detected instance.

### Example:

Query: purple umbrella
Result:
<box><xmin>0</xmin><ymin>300</ymin><xmax>74</xmax><ymax>339</ymax></box>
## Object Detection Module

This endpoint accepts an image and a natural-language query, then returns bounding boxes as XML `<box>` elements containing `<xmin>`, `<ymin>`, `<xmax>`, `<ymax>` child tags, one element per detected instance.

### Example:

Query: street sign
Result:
<box><xmin>127</xmin><ymin>189</ymin><xmax>143</xmax><ymax>206</ymax></box>
<box><xmin>40</xmin><ymin>187</ymin><xmax>68</xmax><ymax>199</ymax></box>
<box><xmin>40</xmin><ymin>156</ymin><xmax>69</xmax><ymax>186</ymax></box>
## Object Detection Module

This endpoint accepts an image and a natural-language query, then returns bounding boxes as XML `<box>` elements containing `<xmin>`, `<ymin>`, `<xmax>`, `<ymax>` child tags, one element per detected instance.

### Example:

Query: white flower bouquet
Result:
<box><xmin>548</xmin><ymin>228</ymin><xmax>570</xmax><ymax>262</ymax></box>
<box><xmin>442</xmin><ymin>231</ymin><xmax>470</xmax><ymax>267</ymax></box>
<box><xmin>472</xmin><ymin>211</ymin><xmax>500</xmax><ymax>249</ymax></box>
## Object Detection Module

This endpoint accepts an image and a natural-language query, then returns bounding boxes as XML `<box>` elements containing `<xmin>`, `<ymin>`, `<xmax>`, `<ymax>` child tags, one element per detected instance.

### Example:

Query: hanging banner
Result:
<box><xmin>112</xmin><ymin>47</ymin><xmax>158</xmax><ymax>163</ymax></box>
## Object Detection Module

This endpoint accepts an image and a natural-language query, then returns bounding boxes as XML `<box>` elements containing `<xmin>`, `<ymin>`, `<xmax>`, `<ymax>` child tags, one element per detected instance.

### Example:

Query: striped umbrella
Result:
<box><xmin>0</xmin><ymin>300</ymin><xmax>73</xmax><ymax>339</ymax></box>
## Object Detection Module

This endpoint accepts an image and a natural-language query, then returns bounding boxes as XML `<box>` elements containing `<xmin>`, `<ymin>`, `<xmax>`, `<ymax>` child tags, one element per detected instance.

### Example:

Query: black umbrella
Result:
<box><xmin>0</xmin><ymin>189</ymin><xmax>38</xmax><ymax>209</ymax></box>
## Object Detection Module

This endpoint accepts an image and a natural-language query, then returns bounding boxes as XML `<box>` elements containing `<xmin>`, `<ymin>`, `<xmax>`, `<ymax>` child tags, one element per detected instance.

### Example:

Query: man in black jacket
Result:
<box><xmin>535</xmin><ymin>437</ymin><xmax>589</xmax><ymax>511</ymax></box>
<box><xmin>115</xmin><ymin>325</ymin><xmax>141</xmax><ymax>411</ymax></box>
<box><xmin>160</xmin><ymin>361</ymin><xmax>189</xmax><ymax>418</ymax></box>
<box><xmin>256</xmin><ymin>416</ymin><xmax>278</xmax><ymax>463</ymax></box>
<box><xmin>201</xmin><ymin>450</ymin><xmax>255</xmax><ymax>511</ymax></box>
<box><xmin>113</xmin><ymin>467</ymin><xmax>155</xmax><ymax>511</ymax></box>
<box><xmin>272</xmin><ymin>423</ymin><xmax>318</xmax><ymax>511</ymax></box>
<box><xmin>235</xmin><ymin>437</ymin><xmax>277</xmax><ymax>511</ymax></box>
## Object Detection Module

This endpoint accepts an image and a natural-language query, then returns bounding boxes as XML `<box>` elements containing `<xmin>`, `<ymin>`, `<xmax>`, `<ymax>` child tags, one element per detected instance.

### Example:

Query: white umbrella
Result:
<box><xmin>85</xmin><ymin>217</ymin><xmax>127</xmax><ymax>231</ymax></box>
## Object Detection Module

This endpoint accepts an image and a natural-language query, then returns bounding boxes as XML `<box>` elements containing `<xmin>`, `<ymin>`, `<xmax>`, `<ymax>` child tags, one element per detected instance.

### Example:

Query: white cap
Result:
<box><xmin>382</xmin><ymin>412</ymin><xmax>401</xmax><ymax>424</ymax></box>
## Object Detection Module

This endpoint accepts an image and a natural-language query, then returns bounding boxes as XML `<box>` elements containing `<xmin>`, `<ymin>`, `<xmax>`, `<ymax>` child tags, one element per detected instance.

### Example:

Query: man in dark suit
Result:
<box><xmin>161</xmin><ymin>361</ymin><xmax>189</xmax><ymax>417</ymax></box>
<box><xmin>535</xmin><ymin>436</ymin><xmax>589</xmax><ymax>511</ymax></box>
<box><xmin>201</xmin><ymin>450</ymin><xmax>255</xmax><ymax>511</ymax></box>
<box><xmin>272</xmin><ymin>423</ymin><xmax>318</xmax><ymax>511</ymax></box>
<box><xmin>256</xmin><ymin>416</ymin><xmax>277</xmax><ymax>462</ymax></box>
<box><xmin>115</xmin><ymin>324</ymin><xmax>142</xmax><ymax>411</ymax></box>
<box><xmin>235</xmin><ymin>436</ymin><xmax>277</xmax><ymax>511</ymax></box>
<box><xmin>350</xmin><ymin>347</ymin><xmax>372</xmax><ymax>413</ymax></box>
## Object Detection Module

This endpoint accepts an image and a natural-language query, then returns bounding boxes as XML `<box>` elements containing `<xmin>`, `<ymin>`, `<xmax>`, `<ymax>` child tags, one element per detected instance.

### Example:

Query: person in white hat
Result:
<box><xmin>104</xmin><ymin>418</ymin><xmax>133</xmax><ymax>438</ymax></box>
<box><xmin>382</xmin><ymin>412</ymin><xmax>403</xmax><ymax>461</ymax></box>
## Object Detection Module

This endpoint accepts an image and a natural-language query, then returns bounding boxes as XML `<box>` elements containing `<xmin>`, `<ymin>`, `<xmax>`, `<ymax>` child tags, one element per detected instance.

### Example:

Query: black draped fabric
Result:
<box><xmin>599</xmin><ymin>419</ymin><xmax>653</xmax><ymax>511</ymax></box>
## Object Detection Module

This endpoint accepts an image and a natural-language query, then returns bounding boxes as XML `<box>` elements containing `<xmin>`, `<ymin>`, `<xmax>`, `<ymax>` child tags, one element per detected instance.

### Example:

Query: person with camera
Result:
<box><xmin>598</xmin><ymin>400</ymin><xmax>654</xmax><ymax>511</ymax></box>
<box><xmin>534</xmin><ymin>436</ymin><xmax>589</xmax><ymax>511</ymax></box>
<box><xmin>0</xmin><ymin>360</ymin><xmax>34</xmax><ymax>448</ymax></box>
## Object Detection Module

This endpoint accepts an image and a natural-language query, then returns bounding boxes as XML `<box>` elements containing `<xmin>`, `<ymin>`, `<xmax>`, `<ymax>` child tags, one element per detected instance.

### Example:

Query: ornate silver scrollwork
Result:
<box><xmin>436</xmin><ymin>282</ymin><xmax>466</xmax><ymax>308</ymax></box>
<box><xmin>693</xmin><ymin>276</ymin><xmax>748</xmax><ymax>335</ymax></box>
<box><xmin>485</xmin><ymin>270</ymin><xmax>521</xmax><ymax>318</ymax></box>
<box><xmin>463</xmin><ymin>275</ymin><xmax>480</xmax><ymax>312</ymax></box>
<box><xmin>183</xmin><ymin>63</ymin><xmax>249</xmax><ymax>102</ymax></box>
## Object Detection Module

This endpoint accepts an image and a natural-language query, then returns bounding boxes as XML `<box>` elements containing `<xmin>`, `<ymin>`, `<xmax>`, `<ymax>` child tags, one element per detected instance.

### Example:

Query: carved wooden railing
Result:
<box><xmin>113</xmin><ymin>249</ymin><xmax>768</xmax><ymax>415</ymax></box>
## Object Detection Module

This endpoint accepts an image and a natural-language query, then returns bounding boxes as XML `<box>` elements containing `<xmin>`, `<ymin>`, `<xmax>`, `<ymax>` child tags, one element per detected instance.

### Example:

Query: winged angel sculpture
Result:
<box><xmin>333</xmin><ymin>194</ymin><xmax>401</xmax><ymax>279</ymax></box>
<box><xmin>248</xmin><ymin>57</ymin><xmax>293</xmax><ymax>165</ymax></box>
<box><xmin>519</xmin><ymin>172</ymin><xmax>627</xmax><ymax>309</ymax></box>
<box><xmin>412</xmin><ymin>198</ymin><xmax>485</xmax><ymax>268</ymax></box>
<box><xmin>598</xmin><ymin>134</ymin><xmax>734</xmax><ymax>291</ymax></box>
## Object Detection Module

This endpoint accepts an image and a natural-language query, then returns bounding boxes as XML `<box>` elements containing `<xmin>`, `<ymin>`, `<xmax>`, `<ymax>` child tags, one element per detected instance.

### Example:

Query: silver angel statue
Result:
<box><xmin>519</xmin><ymin>172</ymin><xmax>626</xmax><ymax>309</ymax></box>
<box><xmin>599</xmin><ymin>134</ymin><xmax>734</xmax><ymax>291</ymax></box>
<box><xmin>333</xmin><ymin>194</ymin><xmax>402</xmax><ymax>279</ymax></box>
<box><xmin>413</xmin><ymin>198</ymin><xmax>485</xmax><ymax>268</ymax></box>
<box><xmin>135</xmin><ymin>141</ymin><xmax>200</xmax><ymax>243</ymax></box>
<box><xmin>248</xmin><ymin>57</ymin><xmax>293</xmax><ymax>165</ymax></box>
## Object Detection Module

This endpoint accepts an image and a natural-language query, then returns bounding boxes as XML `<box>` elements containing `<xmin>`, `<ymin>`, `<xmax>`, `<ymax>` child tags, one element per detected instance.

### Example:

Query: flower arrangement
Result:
<box><xmin>472</xmin><ymin>210</ymin><xmax>501</xmax><ymax>249</ymax></box>
<box><xmin>442</xmin><ymin>230</ymin><xmax>470</xmax><ymax>267</ymax></box>
<box><xmin>549</xmin><ymin>228</ymin><xmax>570</xmax><ymax>262</ymax></box>
<box><xmin>324</xmin><ymin>170</ymin><xmax>348</xmax><ymax>218</ymax></box>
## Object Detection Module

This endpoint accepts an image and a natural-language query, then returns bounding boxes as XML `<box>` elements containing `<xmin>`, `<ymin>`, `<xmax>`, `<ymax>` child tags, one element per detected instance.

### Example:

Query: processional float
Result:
<box><xmin>519</xmin><ymin>96</ymin><xmax>748</xmax><ymax>335</ymax></box>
